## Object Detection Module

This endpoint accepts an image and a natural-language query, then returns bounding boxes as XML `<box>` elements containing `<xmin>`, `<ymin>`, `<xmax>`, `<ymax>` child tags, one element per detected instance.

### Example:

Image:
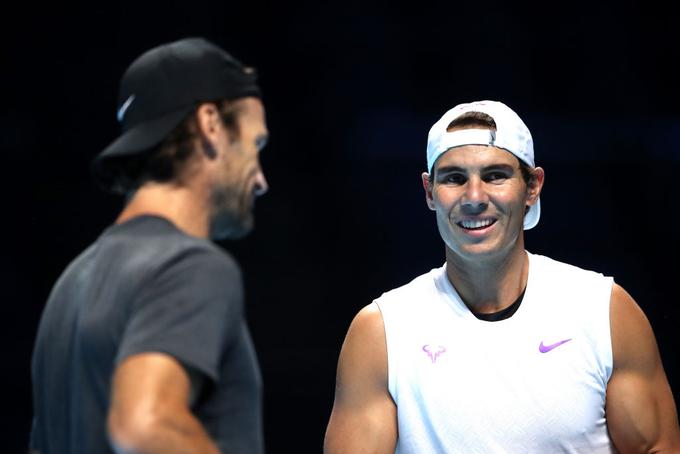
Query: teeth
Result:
<box><xmin>459</xmin><ymin>219</ymin><xmax>494</xmax><ymax>229</ymax></box>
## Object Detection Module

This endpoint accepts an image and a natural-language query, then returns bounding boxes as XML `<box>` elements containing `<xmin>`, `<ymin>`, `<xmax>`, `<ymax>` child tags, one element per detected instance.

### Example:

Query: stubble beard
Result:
<box><xmin>208</xmin><ymin>184</ymin><xmax>254</xmax><ymax>240</ymax></box>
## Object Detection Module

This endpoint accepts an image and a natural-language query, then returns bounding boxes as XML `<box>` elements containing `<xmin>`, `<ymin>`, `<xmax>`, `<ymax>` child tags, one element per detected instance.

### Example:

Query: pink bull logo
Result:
<box><xmin>422</xmin><ymin>345</ymin><xmax>446</xmax><ymax>363</ymax></box>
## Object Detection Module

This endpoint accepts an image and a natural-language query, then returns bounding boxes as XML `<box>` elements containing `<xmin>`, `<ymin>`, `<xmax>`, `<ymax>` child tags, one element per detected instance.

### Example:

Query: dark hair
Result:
<box><xmin>428</xmin><ymin>111</ymin><xmax>534</xmax><ymax>186</ymax></box>
<box><xmin>106</xmin><ymin>99</ymin><xmax>241</xmax><ymax>195</ymax></box>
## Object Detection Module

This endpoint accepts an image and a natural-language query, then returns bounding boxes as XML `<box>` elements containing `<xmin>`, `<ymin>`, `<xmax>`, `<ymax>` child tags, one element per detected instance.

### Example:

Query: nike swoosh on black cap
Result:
<box><xmin>91</xmin><ymin>36</ymin><xmax>261</xmax><ymax>192</ymax></box>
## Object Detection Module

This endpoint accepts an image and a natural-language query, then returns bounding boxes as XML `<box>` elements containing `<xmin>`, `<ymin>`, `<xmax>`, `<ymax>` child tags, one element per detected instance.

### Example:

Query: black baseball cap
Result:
<box><xmin>92</xmin><ymin>37</ymin><xmax>261</xmax><ymax>190</ymax></box>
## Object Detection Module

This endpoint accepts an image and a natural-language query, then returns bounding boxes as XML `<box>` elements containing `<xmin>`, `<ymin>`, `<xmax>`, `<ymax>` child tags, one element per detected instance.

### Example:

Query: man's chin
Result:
<box><xmin>210</xmin><ymin>216</ymin><xmax>254</xmax><ymax>241</ymax></box>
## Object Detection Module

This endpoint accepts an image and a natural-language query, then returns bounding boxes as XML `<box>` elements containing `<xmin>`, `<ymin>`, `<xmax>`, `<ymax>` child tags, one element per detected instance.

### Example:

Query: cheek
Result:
<box><xmin>489</xmin><ymin>183</ymin><xmax>526</xmax><ymax>203</ymax></box>
<box><xmin>432</xmin><ymin>188</ymin><xmax>459</xmax><ymax>209</ymax></box>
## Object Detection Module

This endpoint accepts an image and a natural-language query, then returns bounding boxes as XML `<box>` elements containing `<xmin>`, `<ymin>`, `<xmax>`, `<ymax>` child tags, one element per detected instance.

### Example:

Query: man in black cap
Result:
<box><xmin>30</xmin><ymin>37</ymin><xmax>269</xmax><ymax>454</ymax></box>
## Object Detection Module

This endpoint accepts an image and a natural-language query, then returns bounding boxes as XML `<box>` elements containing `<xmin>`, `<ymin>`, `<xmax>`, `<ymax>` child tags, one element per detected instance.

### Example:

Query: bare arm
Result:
<box><xmin>324</xmin><ymin>303</ymin><xmax>398</xmax><ymax>454</ymax></box>
<box><xmin>107</xmin><ymin>353</ymin><xmax>220</xmax><ymax>454</ymax></box>
<box><xmin>606</xmin><ymin>283</ymin><xmax>680</xmax><ymax>453</ymax></box>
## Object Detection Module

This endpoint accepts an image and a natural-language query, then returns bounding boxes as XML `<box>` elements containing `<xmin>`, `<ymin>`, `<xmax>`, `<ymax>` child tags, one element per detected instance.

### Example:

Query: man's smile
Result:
<box><xmin>456</xmin><ymin>218</ymin><xmax>497</xmax><ymax>230</ymax></box>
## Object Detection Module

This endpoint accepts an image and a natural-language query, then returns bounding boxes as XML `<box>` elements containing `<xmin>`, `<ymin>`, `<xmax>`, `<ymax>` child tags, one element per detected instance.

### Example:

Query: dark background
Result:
<box><xmin>5</xmin><ymin>1</ymin><xmax>679</xmax><ymax>452</ymax></box>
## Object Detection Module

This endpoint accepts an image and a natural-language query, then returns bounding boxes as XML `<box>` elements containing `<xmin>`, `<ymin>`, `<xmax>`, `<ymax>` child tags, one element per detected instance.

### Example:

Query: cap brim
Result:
<box><xmin>91</xmin><ymin>106</ymin><xmax>193</xmax><ymax>190</ymax></box>
<box><xmin>524</xmin><ymin>198</ymin><xmax>541</xmax><ymax>230</ymax></box>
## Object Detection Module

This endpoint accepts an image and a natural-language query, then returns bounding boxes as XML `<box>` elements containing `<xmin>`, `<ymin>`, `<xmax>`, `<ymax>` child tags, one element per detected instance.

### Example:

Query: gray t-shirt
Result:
<box><xmin>31</xmin><ymin>215</ymin><xmax>264</xmax><ymax>454</ymax></box>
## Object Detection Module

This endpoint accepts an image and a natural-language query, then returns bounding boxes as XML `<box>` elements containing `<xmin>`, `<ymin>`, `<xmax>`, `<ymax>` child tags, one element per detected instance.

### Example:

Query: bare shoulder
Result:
<box><xmin>325</xmin><ymin>303</ymin><xmax>397</xmax><ymax>453</ymax></box>
<box><xmin>606</xmin><ymin>282</ymin><xmax>680</xmax><ymax>452</ymax></box>
<box><xmin>346</xmin><ymin>303</ymin><xmax>387</xmax><ymax>345</ymax></box>
<box><xmin>609</xmin><ymin>283</ymin><xmax>658</xmax><ymax>371</ymax></box>
<box><xmin>610</xmin><ymin>283</ymin><xmax>647</xmax><ymax>323</ymax></box>
<box><xmin>338</xmin><ymin>303</ymin><xmax>388</xmax><ymax>386</ymax></box>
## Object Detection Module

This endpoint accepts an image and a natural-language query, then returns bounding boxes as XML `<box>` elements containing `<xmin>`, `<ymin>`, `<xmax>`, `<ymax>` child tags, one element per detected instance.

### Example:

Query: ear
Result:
<box><xmin>526</xmin><ymin>166</ymin><xmax>545</xmax><ymax>206</ymax></box>
<box><xmin>195</xmin><ymin>103</ymin><xmax>221</xmax><ymax>159</ymax></box>
<box><xmin>422</xmin><ymin>171</ymin><xmax>436</xmax><ymax>211</ymax></box>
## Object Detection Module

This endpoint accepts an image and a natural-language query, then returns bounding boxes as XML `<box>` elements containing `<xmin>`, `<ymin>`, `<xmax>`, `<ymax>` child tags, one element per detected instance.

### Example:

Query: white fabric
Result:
<box><xmin>426</xmin><ymin>100</ymin><xmax>540</xmax><ymax>230</ymax></box>
<box><xmin>375</xmin><ymin>252</ymin><xmax>615</xmax><ymax>454</ymax></box>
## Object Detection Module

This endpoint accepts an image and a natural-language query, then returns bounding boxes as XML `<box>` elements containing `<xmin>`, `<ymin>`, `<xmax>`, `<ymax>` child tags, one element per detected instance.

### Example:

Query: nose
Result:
<box><xmin>460</xmin><ymin>176</ymin><xmax>488</xmax><ymax>215</ymax></box>
<box><xmin>253</xmin><ymin>169</ymin><xmax>269</xmax><ymax>197</ymax></box>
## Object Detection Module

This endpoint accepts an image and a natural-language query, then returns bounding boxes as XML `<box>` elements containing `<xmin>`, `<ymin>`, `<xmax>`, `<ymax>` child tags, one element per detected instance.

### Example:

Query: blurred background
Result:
<box><xmin>5</xmin><ymin>1</ymin><xmax>679</xmax><ymax>452</ymax></box>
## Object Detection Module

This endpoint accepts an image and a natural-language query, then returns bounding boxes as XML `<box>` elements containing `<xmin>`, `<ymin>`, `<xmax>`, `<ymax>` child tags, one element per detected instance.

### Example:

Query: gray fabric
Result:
<box><xmin>30</xmin><ymin>215</ymin><xmax>264</xmax><ymax>454</ymax></box>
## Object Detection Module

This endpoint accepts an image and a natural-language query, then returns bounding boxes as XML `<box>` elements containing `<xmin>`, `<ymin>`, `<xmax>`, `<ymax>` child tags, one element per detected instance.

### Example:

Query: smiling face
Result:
<box><xmin>422</xmin><ymin>143</ymin><xmax>543</xmax><ymax>262</ymax></box>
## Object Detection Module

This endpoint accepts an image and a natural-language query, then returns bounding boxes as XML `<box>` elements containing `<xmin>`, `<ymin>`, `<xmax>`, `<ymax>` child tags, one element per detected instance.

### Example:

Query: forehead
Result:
<box><xmin>237</xmin><ymin>97</ymin><xmax>267</xmax><ymax>130</ymax></box>
<box><xmin>434</xmin><ymin>144</ymin><xmax>518</xmax><ymax>171</ymax></box>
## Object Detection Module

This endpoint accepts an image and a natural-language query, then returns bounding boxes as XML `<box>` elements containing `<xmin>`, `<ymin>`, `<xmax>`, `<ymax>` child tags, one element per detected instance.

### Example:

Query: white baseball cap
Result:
<box><xmin>426</xmin><ymin>100</ymin><xmax>540</xmax><ymax>230</ymax></box>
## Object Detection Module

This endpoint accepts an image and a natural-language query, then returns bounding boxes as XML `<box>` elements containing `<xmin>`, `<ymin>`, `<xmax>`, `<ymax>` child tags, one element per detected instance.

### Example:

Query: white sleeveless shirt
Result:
<box><xmin>375</xmin><ymin>252</ymin><xmax>616</xmax><ymax>454</ymax></box>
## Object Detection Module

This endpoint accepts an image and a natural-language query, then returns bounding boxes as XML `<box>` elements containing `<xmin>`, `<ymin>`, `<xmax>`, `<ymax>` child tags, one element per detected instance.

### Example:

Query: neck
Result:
<box><xmin>116</xmin><ymin>181</ymin><xmax>211</xmax><ymax>239</ymax></box>
<box><xmin>445</xmin><ymin>244</ymin><xmax>529</xmax><ymax>314</ymax></box>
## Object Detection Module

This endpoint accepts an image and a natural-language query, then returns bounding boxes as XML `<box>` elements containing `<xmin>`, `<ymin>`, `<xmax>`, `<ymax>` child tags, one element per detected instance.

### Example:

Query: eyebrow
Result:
<box><xmin>436</xmin><ymin>163</ymin><xmax>516</xmax><ymax>174</ymax></box>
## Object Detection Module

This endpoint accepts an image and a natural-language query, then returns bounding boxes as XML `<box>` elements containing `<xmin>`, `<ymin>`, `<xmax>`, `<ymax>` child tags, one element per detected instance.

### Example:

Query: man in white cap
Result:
<box><xmin>324</xmin><ymin>100</ymin><xmax>680</xmax><ymax>453</ymax></box>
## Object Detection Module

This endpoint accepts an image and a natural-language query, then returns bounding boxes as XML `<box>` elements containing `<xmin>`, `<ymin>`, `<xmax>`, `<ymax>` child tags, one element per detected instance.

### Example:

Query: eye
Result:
<box><xmin>483</xmin><ymin>171</ymin><xmax>510</xmax><ymax>183</ymax></box>
<box><xmin>255</xmin><ymin>135</ymin><xmax>268</xmax><ymax>151</ymax></box>
<box><xmin>439</xmin><ymin>173</ymin><xmax>467</xmax><ymax>185</ymax></box>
